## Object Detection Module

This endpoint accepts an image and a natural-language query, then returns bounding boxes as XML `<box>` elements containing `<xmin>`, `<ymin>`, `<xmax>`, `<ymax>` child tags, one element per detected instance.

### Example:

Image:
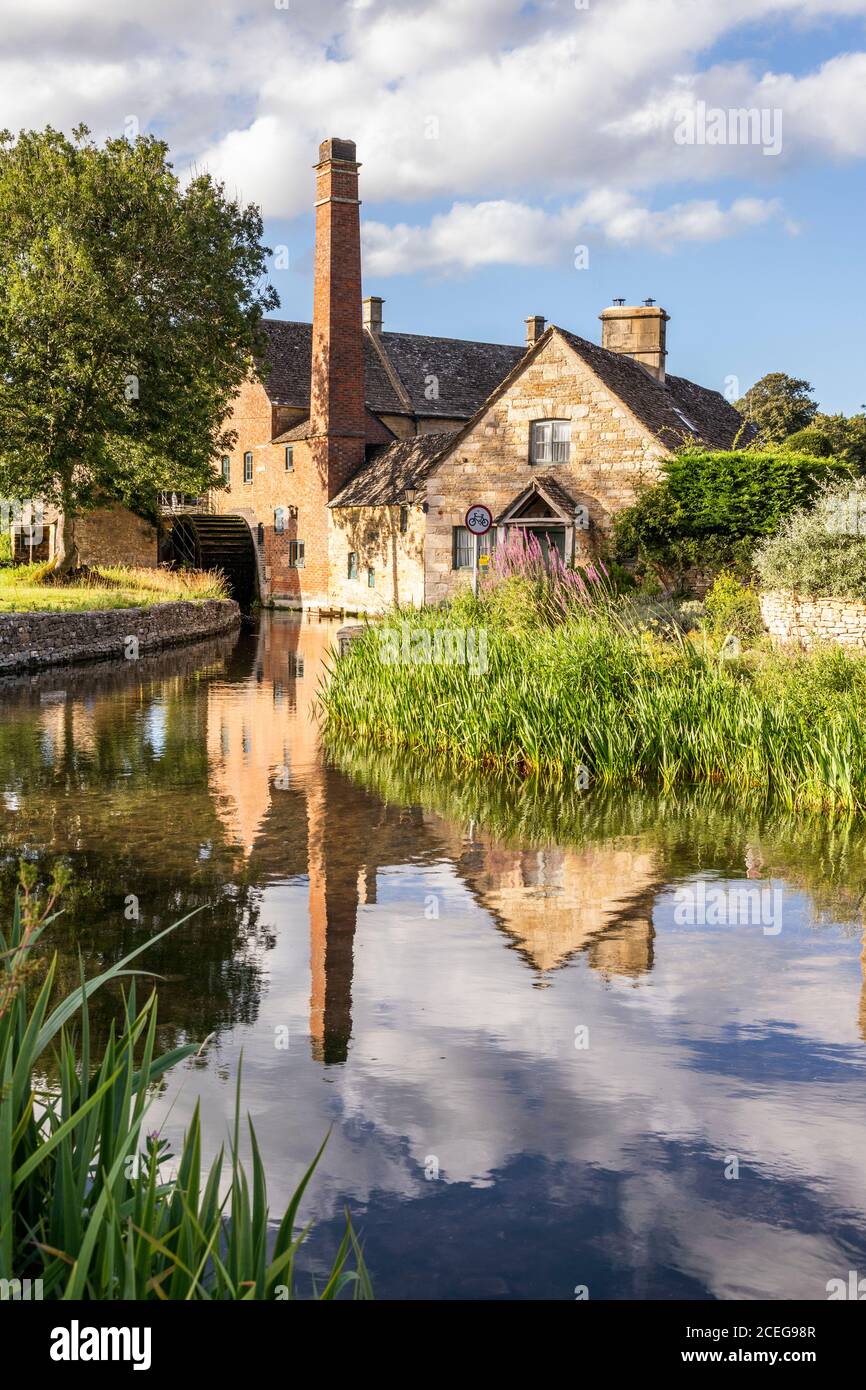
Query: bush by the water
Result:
<box><xmin>613</xmin><ymin>447</ymin><xmax>848</xmax><ymax>578</ymax></box>
<box><xmin>1</xmin><ymin>867</ymin><xmax>370</xmax><ymax>1300</ymax></box>
<box><xmin>755</xmin><ymin>477</ymin><xmax>866</xmax><ymax>603</ymax></box>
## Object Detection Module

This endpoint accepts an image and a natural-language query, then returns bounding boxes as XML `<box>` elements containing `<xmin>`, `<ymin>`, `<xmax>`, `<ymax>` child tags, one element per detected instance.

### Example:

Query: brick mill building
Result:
<box><xmin>200</xmin><ymin>136</ymin><xmax>750</xmax><ymax>612</ymax></box>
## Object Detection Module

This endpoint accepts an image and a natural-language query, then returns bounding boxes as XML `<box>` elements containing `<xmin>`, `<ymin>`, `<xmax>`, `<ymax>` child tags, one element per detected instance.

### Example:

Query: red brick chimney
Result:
<box><xmin>309</xmin><ymin>137</ymin><xmax>367</xmax><ymax>497</ymax></box>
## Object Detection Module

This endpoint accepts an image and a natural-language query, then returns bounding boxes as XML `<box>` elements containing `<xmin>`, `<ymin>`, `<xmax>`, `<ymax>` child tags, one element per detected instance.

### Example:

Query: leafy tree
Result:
<box><xmin>811</xmin><ymin>413</ymin><xmax>866</xmax><ymax>471</ymax></box>
<box><xmin>734</xmin><ymin>372</ymin><xmax>817</xmax><ymax>446</ymax></box>
<box><xmin>0</xmin><ymin>126</ymin><xmax>278</xmax><ymax>566</ymax></box>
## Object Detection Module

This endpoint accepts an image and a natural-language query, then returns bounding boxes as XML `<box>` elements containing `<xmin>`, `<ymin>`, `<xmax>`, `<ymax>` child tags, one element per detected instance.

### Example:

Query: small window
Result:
<box><xmin>274</xmin><ymin>507</ymin><xmax>286</xmax><ymax>534</ymax></box>
<box><xmin>243</xmin><ymin>451</ymin><xmax>253</xmax><ymax>483</ymax></box>
<box><xmin>288</xmin><ymin>654</ymin><xmax>304</xmax><ymax>679</ymax></box>
<box><xmin>221</xmin><ymin>455</ymin><xmax>231</xmax><ymax>484</ymax></box>
<box><xmin>452</xmin><ymin>526</ymin><xmax>492</xmax><ymax>570</ymax></box>
<box><xmin>367</xmin><ymin>566</ymin><xmax>375</xmax><ymax>588</ymax></box>
<box><xmin>285</xmin><ymin>446</ymin><xmax>294</xmax><ymax>472</ymax></box>
<box><xmin>347</xmin><ymin>552</ymin><xmax>358</xmax><ymax>581</ymax></box>
<box><xmin>531</xmin><ymin>419</ymin><xmax>570</xmax><ymax>464</ymax></box>
<box><xmin>288</xmin><ymin>540</ymin><xmax>305</xmax><ymax>568</ymax></box>
<box><xmin>399</xmin><ymin>506</ymin><xmax>408</xmax><ymax>535</ymax></box>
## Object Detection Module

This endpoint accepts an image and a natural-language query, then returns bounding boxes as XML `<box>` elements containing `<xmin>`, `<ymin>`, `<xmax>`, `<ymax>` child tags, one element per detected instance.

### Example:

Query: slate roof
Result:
<box><xmin>329</xmin><ymin>433</ymin><xmax>455</xmax><ymax>508</ymax></box>
<box><xmin>556</xmin><ymin>327</ymin><xmax>752</xmax><ymax>450</ymax></box>
<box><xmin>376</xmin><ymin>332</ymin><xmax>524</xmax><ymax>419</ymax></box>
<box><xmin>257</xmin><ymin>321</ymin><xmax>404</xmax><ymax>415</ymax></box>
<box><xmin>257</xmin><ymin>319</ymin><xmax>524</xmax><ymax>421</ymax></box>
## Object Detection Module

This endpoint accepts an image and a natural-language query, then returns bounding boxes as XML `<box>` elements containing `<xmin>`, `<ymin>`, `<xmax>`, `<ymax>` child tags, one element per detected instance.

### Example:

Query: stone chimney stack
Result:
<box><xmin>309</xmin><ymin>138</ymin><xmax>367</xmax><ymax>496</ymax></box>
<box><xmin>599</xmin><ymin>300</ymin><xmax>669</xmax><ymax>383</ymax></box>
<box><xmin>363</xmin><ymin>296</ymin><xmax>384</xmax><ymax>335</ymax></box>
<box><xmin>525</xmin><ymin>314</ymin><xmax>546</xmax><ymax>347</ymax></box>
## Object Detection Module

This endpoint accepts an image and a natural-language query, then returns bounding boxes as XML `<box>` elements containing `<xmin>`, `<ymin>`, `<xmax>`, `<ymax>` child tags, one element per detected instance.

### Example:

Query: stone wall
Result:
<box><xmin>424</xmin><ymin>331</ymin><xmax>667</xmax><ymax>604</ymax></box>
<box><xmin>0</xmin><ymin>599</ymin><xmax>240</xmax><ymax>673</ymax></box>
<box><xmin>328</xmin><ymin>503</ymin><xmax>425</xmax><ymax>613</ymax></box>
<box><xmin>760</xmin><ymin>590</ymin><xmax>866</xmax><ymax>648</ymax></box>
<box><xmin>74</xmin><ymin>503</ymin><xmax>158</xmax><ymax>568</ymax></box>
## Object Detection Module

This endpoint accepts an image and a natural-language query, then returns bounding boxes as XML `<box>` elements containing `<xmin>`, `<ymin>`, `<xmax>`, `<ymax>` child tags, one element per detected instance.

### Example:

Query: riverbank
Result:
<box><xmin>0</xmin><ymin>597</ymin><xmax>240</xmax><ymax>672</ymax></box>
<box><xmin>321</xmin><ymin>605</ymin><xmax>866</xmax><ymax>815</ymax></box>
<box><xmin>0</xmin><ymin>561</ymin><xmax>227</xmax><ymax>612</ymax></box>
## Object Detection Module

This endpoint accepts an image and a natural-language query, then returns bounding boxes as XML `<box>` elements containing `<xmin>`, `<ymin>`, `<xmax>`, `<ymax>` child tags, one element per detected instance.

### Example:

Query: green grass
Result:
<box><xmin>320</xmin><ymin>602</ymin><xmax>866</xmax><ymax>817</ymax></box>
<box><xmin>0</xmin><ymin>562</ymin><xmax>228</xmax><ymax>612</ymax></box>
<box><xmin>1</xmin><ymin>865</ymin><xmax>370</xmax><ymax>1300</ymax></box>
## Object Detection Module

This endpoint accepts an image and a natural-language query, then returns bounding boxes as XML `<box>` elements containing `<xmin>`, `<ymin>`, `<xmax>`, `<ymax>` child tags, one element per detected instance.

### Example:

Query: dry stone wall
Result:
<box><xmin>760</xmin><ymin>590</ymin><xmax>866</xmax><ymax>648</ymax></box>
<box><xmin>0</xmin><ymin>599</ymin><xmax>240</xmax><ymax>673</ymax></box>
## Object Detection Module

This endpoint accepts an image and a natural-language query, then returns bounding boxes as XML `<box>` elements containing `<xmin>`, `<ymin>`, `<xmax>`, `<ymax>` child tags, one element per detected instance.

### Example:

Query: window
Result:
<box><xmin>221</xmin><ymin>455</ymin><xmax>231</xmax><ymax>485</ymax></box>
<box><xmin>243</xmin><ymin>451</ymin><xmax>253</xmax><ymax>483</ymax></box>
<box><xmin>288</xmin><ymin>540</ymin><xmax>305</xmax><ymax>568</ymax></box>
<box><xmin>367</xmin><ymin>566</ymin><xmax>375</xmax><ymax>588</ymax></box>
<box><xmin>399</xmin><ymin>505</ymin><xmax>408</xmax><ymax>535</ymax></box>
<box><xmin>288</xmin><ymin>654</ymin><xmax>304</xmax><ymax>679</ymax></box>
<box><xmin>531</xmin><ymin>419</ymin><xmax>570</xmax><ymax>464</ymax></box>
<box><xmin>285</xmin><ymin>446</ymin><xmax>294</xmax><ymax>471</ymax></box>
<box><xmin>274</xmin><ymin>507</ymin><xmax>286</xmax><ymax>534</ymax></box>
<box><xmin>452</xmin><ymin>526</ymin><xmax>492</xmax><ymax>571</ymax></box>
<box><xmin>347</xmin><ymin>552</ymin><xmax>358</xmax><ymax>581</ymax></box>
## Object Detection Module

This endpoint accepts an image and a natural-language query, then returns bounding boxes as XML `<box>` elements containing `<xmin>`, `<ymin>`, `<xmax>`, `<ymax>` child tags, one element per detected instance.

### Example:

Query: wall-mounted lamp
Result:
<box><xmin>403</xmin><ymin>486</ymin><xmax>417</xmax><ymax>506</ymax></box>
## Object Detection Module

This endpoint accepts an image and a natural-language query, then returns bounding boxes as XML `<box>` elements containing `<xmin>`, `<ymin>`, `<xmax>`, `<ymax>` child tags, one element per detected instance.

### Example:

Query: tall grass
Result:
<box><xmin>320</xmin><ymin>601</ymin><xmax>866</xmax><ymax>816</ymax></box>
<box><xmin>1</xmin><ymin>866</ymin><xmax>369</xmax><ymax>1300</ymax></box>
<box><xmin>0</xmin><ymin>563</ymin><xmax>227</xmax><ymax>612</ymax></box>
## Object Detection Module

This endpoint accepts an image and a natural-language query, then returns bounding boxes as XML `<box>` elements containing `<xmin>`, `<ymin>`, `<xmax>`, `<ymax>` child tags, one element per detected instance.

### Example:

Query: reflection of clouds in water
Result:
<box><xmin>149</xmin><ymin>857</ymin><xmax>866</xmax><ymax>1299</ymax></box>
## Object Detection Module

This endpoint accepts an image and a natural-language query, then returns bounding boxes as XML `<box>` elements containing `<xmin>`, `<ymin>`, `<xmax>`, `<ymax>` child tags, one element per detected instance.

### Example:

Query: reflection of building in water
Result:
<box><xmin>205</xmin><ymin>617</ymin><xmax>662</xmax><ymax>1066</ymax></box>
<box><xmin>206</xmin><ymin>620</ymin><xmax>330</xmax><ymax>857</ymax></box>
<box><xmin>443</xmin><ymin>834</ymin><xmax>658</xmax><ymax>980</ymax></box>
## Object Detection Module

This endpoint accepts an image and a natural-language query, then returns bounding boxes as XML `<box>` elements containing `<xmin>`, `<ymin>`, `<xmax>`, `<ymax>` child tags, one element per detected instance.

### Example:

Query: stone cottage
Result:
<box><xmin>205</xmin><ymin>135</ymin><xmax>749</xmax><ymax>612</ymax></box>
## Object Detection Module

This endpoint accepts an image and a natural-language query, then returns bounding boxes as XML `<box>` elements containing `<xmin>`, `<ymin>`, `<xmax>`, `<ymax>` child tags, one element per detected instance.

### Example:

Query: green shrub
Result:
<box><xmin>780</xmin><ymin>427</ymin><xmax>834</xmax><ymax>457</ymax></box>
<box><xmin>703</xmin><ymin>571</ymin><xmax>764</xmax><ymax>642</ymax></box>
<box><xmin>755</xmin><ymin>477</ymin><xmax>866</xmax><ymax>602</ymax></box>
<box><xmin>613</xmin><ymin>448</ymin><xmax>848</xmax><ymax>577</ymax></box>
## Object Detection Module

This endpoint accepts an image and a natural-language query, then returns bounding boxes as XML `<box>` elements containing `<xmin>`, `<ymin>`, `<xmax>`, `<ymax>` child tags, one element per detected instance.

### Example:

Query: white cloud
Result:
<box><xmin>363</xmin><ymin>192</ymin><xmax>783</xmax><ymax>275</ymax></box>
<box><xmin>0</xmin><ymin>0</ymin><xmax>864</xmax><ymax>261</ymax></box>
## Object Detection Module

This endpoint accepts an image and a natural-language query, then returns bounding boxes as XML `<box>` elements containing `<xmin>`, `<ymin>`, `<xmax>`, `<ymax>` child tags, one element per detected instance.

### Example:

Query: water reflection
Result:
<box><xmin>2</xmin><ymin>615</ymin><xmax>866</xmax><ymax>1298</ymax></box>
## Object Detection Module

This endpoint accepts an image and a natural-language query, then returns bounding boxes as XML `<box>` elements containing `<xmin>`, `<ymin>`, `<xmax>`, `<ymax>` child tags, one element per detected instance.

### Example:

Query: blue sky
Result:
<box><xmin>2</xmin><ymin>0</ymin><xmax>865</xmax><ymax>411</ymax></box>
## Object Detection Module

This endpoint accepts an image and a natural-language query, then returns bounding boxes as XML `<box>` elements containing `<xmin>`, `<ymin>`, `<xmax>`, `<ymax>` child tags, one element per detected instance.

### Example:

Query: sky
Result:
<box><xmin>1</xmin><ymin>0</ymin><xmax>865</xmax><ymax>411</ymax></box>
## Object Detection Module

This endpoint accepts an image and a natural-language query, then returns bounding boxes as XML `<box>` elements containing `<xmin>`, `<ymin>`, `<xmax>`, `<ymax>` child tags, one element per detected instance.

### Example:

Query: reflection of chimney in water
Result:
<box><xmin>307</xmin><ymin>769</ymin><xmax>360</xmax><ymax>1064</ymax></box>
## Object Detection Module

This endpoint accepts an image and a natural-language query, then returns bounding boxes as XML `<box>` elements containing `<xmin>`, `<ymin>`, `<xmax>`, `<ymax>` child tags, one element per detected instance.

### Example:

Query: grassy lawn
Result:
<box><xmin>0</xmin><ymin>562</ymin><xmax>228</xmax><ymax>612</ymax></box>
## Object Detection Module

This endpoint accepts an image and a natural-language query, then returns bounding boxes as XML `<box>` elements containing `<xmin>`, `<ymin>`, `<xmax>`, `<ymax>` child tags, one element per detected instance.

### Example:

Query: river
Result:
<box><xmin>2</xmin><ymin>611</ymin><xmax>866</xmax><ymax>1299</ymax></box>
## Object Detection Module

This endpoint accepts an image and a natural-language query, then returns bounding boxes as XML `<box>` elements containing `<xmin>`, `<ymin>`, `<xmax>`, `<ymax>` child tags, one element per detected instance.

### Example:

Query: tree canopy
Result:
<box><xmin>0</xmin><ymin>125</ymin><xmax>278</xmax><ymax>562</ymax></box>
<box><xmin>734</xmin><ymin>372</ymin><xmax>818</xmax><ymax>446</ymax></box>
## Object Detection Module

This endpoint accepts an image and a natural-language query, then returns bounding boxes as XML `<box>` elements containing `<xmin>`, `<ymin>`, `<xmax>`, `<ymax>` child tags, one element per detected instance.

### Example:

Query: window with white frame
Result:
<box><xmin>452</xmin><ymin>526</ymin><xmax>492</xmax><ymax>570</ymax></box>
<box><xmin>243</xmin><ymin>451</ymin><xmax>253</xmax><ymax>483</ymax></box>
<box><xmin>288</xmin><ymin>540</ymin><xmax>305</xmax><ymax>568</ymax></box>
<box><xmin>531</xmin><ymin>420</ymin><xmax>570</xmax><ymax>464</ymax></box>
<box><xmin>285</xmin><ymin>446</ymin><xmax>294</xmax><ymax>471</ymax></box>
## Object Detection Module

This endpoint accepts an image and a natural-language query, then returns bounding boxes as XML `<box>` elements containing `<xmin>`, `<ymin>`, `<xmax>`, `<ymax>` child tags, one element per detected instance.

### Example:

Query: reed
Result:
<box><xmin>0</xmin><ymin>865</ymin><xmax>370</xmax><ymax>1300</ymax></box>
<box><xmin>320</xmin><ymin>601</ymin><xmax>866</xmax><ymax>816</ymax></box>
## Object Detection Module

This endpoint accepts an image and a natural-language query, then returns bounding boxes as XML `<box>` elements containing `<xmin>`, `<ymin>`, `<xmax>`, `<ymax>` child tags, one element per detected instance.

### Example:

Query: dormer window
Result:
<box><xmin>531</xmin><ymin>420</ymin><xmax>570</xmax><ymax>464</ymax></box>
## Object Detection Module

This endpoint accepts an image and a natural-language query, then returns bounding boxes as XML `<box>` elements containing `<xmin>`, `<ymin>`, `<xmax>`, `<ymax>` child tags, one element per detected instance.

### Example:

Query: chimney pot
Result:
<box><xmin>363</xmin><ymin>296</ymin><xmax>384</xmax><ymax>335</ymax></box>
<box><xmin>524</xmin><ymin>315</ymin><xmax>546</xmax><ymax>347</ymax></box>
